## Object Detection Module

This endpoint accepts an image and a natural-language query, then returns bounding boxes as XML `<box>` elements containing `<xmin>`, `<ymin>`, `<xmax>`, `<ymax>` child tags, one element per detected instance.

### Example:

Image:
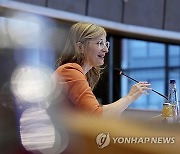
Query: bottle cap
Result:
<box><xmin>170</xmin><ymin>79</ymin><xmax>176</xmax><ymax>84</ymax></box>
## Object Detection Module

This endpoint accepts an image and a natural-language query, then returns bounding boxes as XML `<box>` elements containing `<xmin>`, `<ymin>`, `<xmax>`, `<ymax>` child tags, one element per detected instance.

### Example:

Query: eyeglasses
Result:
<box><xmin>97</xmin><ymin>40</ymin><xmax>110</xmax><ymax>49</ymax></box>
<box><xmin>88</xmin><ymin>40</ymin><xmax>110</xmax><ymax>49</ymax></box>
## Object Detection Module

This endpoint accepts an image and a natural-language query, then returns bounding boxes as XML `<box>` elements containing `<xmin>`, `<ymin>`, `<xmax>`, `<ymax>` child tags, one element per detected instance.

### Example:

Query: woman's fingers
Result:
<box><xmin>134</xmin><ymin>82</ymin><xmax>152</xmax><ymax>94</ymax></box>
<box><xmin>128</xmin><ymin>81</ymin><xmax>152</xmax><ymax>102</ymax></box>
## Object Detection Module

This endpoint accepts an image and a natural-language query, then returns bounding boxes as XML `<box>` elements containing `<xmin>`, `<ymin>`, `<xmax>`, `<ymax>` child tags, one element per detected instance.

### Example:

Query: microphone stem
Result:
<box><xmin>120</xmin><ymin>71</ymin><xmax>168</xmax><ymax>100</ymax></box>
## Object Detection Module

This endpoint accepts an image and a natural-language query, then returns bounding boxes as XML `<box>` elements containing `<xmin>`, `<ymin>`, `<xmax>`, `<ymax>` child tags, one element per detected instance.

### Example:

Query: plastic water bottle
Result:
<box><xmin>168</xmin><ymin>79</ymin><xmax>179</xmax><ymax>117</ymax></box>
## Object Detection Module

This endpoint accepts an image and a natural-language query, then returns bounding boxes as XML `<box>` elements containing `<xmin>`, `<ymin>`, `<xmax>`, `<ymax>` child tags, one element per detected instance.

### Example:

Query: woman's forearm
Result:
<box><xmin>102</xmin><ymin>95</ymin><xmax>132</xmax><ymax>117</ymax></box>
<box><xmin>102</xmin><ymin>82</ymin><xmax>151</xmax><ymax>117</ymax></box>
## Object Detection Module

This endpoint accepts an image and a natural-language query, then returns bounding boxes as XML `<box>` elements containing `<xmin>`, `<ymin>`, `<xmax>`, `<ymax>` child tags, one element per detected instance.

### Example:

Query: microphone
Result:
<box><xmin>115</xmin><ymin>68</ymin><xmax>168</xmax><ymax>100</ymax></box>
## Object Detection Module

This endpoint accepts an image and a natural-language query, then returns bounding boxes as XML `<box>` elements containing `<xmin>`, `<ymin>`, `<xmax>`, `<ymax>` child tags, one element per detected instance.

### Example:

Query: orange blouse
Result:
<box><xmin>54</xmin><ymin>63</ymin><xmax>103</xmax><ymax>115</ymax></box>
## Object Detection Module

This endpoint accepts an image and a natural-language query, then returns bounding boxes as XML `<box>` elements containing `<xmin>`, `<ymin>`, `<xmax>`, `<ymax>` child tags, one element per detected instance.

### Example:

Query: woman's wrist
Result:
<box><xmin>124</xmin><ymin>94</ymin><xmax>134</xmax><ymax>105</ymax></box>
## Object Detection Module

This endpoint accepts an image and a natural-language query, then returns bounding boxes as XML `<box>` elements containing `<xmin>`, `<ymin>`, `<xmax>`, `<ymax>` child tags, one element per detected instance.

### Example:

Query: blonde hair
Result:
<box><xmin>56</xmin><ymin>22</ymin><xmax>107</xmax><ymax>89</ymax></box>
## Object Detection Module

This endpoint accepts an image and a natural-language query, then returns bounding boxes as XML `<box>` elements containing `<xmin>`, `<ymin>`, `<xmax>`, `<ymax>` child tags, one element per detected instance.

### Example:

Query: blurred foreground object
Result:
<box><xmin>60</xmin><ymin>113</ymin><xmax>180</xmax><ymax>154</ymax></box>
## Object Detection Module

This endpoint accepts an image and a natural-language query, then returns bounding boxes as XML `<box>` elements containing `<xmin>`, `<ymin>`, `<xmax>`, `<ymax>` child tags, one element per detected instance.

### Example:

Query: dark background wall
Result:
<box><xmin>12</xmin><ymin>0</ymin><xmax>180</xmax><ymax>33</ymax></box>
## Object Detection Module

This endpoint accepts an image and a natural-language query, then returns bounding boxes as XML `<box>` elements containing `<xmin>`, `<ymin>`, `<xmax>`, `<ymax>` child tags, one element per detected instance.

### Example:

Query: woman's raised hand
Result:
<box><xmin>127</xmin><ymin>82</ymin><xmax>152</xmax><ymax>102</ymax></box>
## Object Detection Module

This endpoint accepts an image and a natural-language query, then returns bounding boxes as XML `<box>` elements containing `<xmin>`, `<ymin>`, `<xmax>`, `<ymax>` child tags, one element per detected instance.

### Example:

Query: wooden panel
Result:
<box><xmin>47</xmin><ymin>0</ymin><xmax>86</xmax><ymax>15</ymax></box>
<box><xmin>88</xmin><ymin>0</ymin><xmax>123</xmax><ymax>22</ymax></box>
<box><xmin>165</xmin><ymin>0</ymin><xmax>180</xmax><ymax>32</ymax></box>
<box><xmin>13</xmin><ymin>0</ymin><xmax>46</xmax><ymax>6</ymax></box>
<box><xmin>123</xmin><ymin>0</ymin><xmax>164</xmax><ymax>29</ymax></box>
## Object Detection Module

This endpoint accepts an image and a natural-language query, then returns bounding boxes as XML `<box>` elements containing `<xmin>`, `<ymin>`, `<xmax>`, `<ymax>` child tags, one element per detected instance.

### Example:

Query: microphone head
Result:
<box><xmin>114</xmin><ymin>68</ymin><xmax>122</xmax><ymax>75</ymax></box>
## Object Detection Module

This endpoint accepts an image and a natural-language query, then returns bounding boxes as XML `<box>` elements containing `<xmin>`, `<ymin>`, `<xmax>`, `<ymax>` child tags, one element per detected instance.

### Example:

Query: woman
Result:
<box><xmin>53</xmin><ymin>22</ymin><xmax>151</xmax><ymax>116</ymax></box>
